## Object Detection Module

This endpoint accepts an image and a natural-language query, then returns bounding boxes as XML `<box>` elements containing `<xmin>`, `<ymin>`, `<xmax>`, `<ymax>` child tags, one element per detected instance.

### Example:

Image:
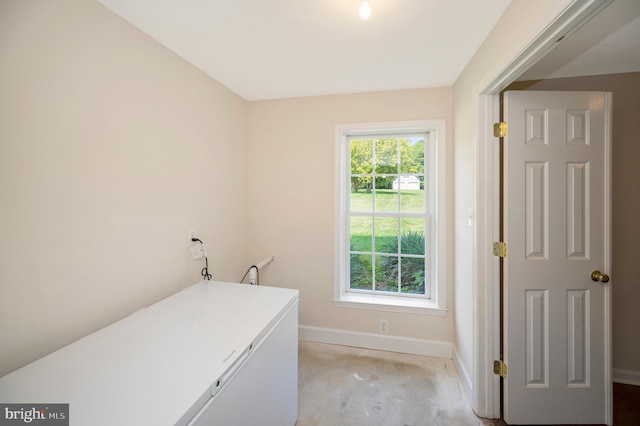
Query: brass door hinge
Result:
<box><xmin>493</xmin><ymin>242</ymin><xmax>507</xmax><ymax>258</ymax></box>
<box><xmin>494</xmin><ymin>360</ymin><xmax>508</xmax><ymax>378</ymax></box>
<box><xmin>493</xmin><ymin>122</ymin><xmax>507</xmax><ymax>138</ymax></box>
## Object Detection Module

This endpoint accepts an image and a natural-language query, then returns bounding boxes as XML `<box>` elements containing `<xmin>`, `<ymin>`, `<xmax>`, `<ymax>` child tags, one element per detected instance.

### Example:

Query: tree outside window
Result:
<box><xmin>348</xmin><ymin>135</ymin><xmax>429</xmax><ymax>298</ymax></box>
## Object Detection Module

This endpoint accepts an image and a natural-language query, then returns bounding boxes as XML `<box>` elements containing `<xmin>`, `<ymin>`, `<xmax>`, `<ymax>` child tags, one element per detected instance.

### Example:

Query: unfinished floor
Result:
<box><xmin>298</xmin><ymin>341</ymin><xmax>640</xmax><ymax>425</ymax></box>
<box><xmin>297</xmin><ymin>340</ymin><xmax>498</xmax><ymax>426</ymax></box>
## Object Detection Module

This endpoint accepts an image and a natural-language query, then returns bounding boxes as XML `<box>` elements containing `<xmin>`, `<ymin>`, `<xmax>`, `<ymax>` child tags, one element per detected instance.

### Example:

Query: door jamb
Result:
<box><xmin>471</xmin><ymin>0</ymin><xmax>614</xmax><ymax>419</ymax></box>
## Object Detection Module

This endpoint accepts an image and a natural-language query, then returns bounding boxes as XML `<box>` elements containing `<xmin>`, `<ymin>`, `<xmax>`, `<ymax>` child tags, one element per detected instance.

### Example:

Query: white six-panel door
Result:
<box><xmin>503</xmin><ymin>91</ymin><xmax>612</xmax><ymax>425</ymax></box>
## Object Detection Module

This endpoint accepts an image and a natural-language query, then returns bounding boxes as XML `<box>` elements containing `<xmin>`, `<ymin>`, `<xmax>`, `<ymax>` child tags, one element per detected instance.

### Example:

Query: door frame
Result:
<box><xmin>471</xmin><ymin>0</ymin><xmax>614</xmax><ymax>420</ymax></box>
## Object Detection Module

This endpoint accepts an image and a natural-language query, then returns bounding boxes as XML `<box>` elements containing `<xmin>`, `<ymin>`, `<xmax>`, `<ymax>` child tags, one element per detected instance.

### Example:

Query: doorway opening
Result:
<box><xmin>470</xmin><ymin>0</ymin><xmax>615</xmax><ymax>423</ymax></box>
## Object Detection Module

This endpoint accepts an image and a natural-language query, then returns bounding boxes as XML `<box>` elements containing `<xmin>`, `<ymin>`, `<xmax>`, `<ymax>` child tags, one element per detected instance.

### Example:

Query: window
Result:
<box><xmin>334</xmin><ymin>120</ymin><xmax>446</xmax><ymax>315</ymax></box>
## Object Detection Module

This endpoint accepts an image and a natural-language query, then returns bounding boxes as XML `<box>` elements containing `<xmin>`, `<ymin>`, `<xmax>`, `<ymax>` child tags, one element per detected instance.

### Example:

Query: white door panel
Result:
<box><xmin>503</xmin><ymin>91</ymin><xmax>612</xmax><ymax>425</ymax></box>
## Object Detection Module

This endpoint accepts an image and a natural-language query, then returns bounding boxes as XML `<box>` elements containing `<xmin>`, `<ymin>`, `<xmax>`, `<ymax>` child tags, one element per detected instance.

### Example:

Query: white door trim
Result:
<box><xmin>471</xmin><ymin>0</ymin><xmax>614</xmax><ymax>419</ymax></box>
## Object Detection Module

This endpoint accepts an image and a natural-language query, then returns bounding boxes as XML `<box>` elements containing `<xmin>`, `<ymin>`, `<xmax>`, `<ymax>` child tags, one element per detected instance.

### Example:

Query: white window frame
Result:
<box><xmin>334</xmin><ymin>120</ymin><xmax>447</xmax><ymax>316</ymax></box>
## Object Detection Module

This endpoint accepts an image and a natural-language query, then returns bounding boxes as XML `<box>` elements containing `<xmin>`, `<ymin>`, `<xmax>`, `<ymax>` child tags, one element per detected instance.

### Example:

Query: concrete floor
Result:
<box><xmin>297</xmin><ymin>341</ymin><xmax>499</xmax><ymax>426</ymax></box>
<box><xmin>297</xmin><ymin>341</ymin><xmax>639</xmax><ymax>425</ymax></box>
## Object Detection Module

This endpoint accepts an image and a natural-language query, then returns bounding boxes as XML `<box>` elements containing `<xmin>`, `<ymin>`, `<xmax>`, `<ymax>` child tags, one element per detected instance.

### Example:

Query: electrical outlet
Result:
<box><xmin>188</xmin><ymin>229</ymin><xmax>205</xmax><ymax>260</ymax></box>
<box><xmin>190</xmin><ymin>240</ymin><xmax>205</xmax><ymax>260</ymax></box>
<box><xmin>379</xmin><ymin>319</ymin><xmax>389</xmax><ymax>334</ymax></box>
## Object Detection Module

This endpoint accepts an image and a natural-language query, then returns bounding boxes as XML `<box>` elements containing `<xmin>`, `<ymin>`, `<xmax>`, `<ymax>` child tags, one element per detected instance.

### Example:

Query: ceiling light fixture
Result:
<box><xmin>359</xmin><ymin>0</ymin><xmax>371</xmax><ymax>19</ymax></box>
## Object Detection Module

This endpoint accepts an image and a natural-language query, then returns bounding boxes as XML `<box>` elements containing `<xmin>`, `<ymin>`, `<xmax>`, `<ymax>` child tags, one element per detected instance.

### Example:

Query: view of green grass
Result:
<box><xmin>350</xmin><ymin>190</ymin><xmax>425</xmax><ymax>252</ymax></box>
<box><xmin>349</xmin><ymin>189</ymin><xmax>427</xmax><ymax>295</ymax></box>
<box><xmin>350</xmin><ymin>189</ymin><xmax>424</xmax><ymax>212</ymax></box>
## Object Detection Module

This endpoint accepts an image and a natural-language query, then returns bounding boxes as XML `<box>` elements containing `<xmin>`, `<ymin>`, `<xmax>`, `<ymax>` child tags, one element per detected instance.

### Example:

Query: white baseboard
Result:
<box><xmin>613</xmin><ymin>368</ymin><xmax>640</xmax><ymax>386</ymax></box>
<box><xmin>452</xmin><ymin>345</ymin><xmax>473</xmax><ymax>401</ymax></box>
<box><xmin>299</xmin><ymin>325</ymin><xmax>452</xmax><ymax>359</ymax></box>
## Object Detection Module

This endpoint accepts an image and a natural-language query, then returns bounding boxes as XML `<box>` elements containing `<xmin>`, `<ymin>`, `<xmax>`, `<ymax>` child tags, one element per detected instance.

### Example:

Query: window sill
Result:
<box><xmin>333</xmin><ymin>293</ymin><xmax>447</xmax><ymax>316</ymax></box>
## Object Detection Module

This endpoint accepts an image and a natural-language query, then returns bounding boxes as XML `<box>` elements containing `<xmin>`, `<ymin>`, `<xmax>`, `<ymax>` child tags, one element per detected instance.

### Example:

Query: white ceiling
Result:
<box><xmin>518</xmin><ymin>0</ymin><xmax>640</xmax><ymax>81</ymax></box>
<box><xmin>97</xmin><ymin>0</ymin><xmax>511</xmax><ymax>101</ymax></box>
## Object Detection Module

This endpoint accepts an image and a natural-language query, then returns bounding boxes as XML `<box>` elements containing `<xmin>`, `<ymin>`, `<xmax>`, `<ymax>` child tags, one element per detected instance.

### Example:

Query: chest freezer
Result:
<box><xmin>0</xmin><ymin>281</ymin><xmax>299</xmax><ymax>426</ymax></box>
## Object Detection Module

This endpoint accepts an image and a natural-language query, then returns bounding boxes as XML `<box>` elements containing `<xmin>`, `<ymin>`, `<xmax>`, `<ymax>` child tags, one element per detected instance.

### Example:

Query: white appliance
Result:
<box><xmin>0</xmin><ymin>281</ymin><xmax>299</xmax><ymax>426</ymax></box>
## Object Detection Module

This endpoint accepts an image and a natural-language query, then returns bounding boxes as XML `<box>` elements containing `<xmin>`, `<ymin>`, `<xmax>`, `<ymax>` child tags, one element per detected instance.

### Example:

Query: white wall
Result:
<box><xmin>0</xmin><ymin>0</ymin><xmax>248</xmax><ymax>377</ymax></box>
<box><xmin>247</xmin><ymin>89</ymin><xmax>454</xmax><ymax>346</ymax></box>
<box><xmin>452</xmin><ymin>0</ymin><xmax>575</xmax><ymax>398</ymax></box>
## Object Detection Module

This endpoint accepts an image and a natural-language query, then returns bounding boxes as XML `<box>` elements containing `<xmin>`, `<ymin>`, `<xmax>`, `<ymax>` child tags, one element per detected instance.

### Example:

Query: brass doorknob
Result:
<box><xmin>591</xmin><ymin>270</ymin><xmax>610</xmax><ymax>283</ymax></box>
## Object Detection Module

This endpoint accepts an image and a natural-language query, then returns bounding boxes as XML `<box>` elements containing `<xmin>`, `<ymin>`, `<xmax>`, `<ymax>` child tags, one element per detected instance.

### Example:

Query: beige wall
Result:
<box><xmin>0</xmin><ymin>0</ymin><xmax>248</xmax><ymax>376</ymax></box>
<box><xmin>247</xmin><ymin>89</ymin><xmax>454</xmax><ymax>342</ymax></box>
<box><xmin>452</xmin><ymin>0</ymin><xmax>574</xmax><ymax>381</ymax></box>
<box><xmin>507</xmin><ymin>72</ymin><xmax>640</xmax><ymax>373</ymax></box>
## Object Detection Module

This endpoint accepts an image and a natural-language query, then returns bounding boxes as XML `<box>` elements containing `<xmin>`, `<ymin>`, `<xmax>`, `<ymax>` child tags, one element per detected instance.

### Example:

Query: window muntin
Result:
<box><xmin>347</xmin><ymin>134</ymin><xmax>429</xmax><ymax>298</ymax></box>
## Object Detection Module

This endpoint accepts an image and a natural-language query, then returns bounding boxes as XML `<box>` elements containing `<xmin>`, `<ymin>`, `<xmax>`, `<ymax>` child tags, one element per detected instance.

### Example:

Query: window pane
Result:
<box><xmin>400</xmin><ymin>136</ymin><xmax>425</xmax><ymax>174</ymax></box>
<box><xmin>374</xmin><ymin>188</ymin><xmax>398</xmax><ymax>212</ymax></box>
<box><xmin>400</xmin><ymin>218</ymin><xmax>425</xmax><ymax>255</ymax></box>
<box><xmin>350</xmin><ymin>254</ymin><xmax>372</xmax><ymax>290</ymax></box>
<box><xmin>374</xmin><ymin>138</ymin><xmax>398</xmax><ymax>175</ymax></box>
<box><xmin>399</xmin><ymin>177</ymin><xmax>424</xmax><ymax>212</ymax></box>
<box><xmin>351</xmin><ymin>178</ymin><xmax>372</xmax><ymax>211</ymax></box>
<box><xmin>350</xmin><ymin>217</ymin><xmax>372</xmax><ymax>252</ymax></box>
<box><xmin>400</xmin><ymin>256</ymin><xmax>425</xmax><ymax>294</ymax></box>
<box><xmin>374</xmin><ymin>217</ymin><xmax>397</xmax><ymax>253</ymax></box>
<box><xmin>350</xmin><ymin>139</ymin><xmax>373</xmax><ymax>175</ymax></box>
<box><xmin>375</xmin><ymin>254</ymin><xmax>397</xmax><ymax>292</ymax></box>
